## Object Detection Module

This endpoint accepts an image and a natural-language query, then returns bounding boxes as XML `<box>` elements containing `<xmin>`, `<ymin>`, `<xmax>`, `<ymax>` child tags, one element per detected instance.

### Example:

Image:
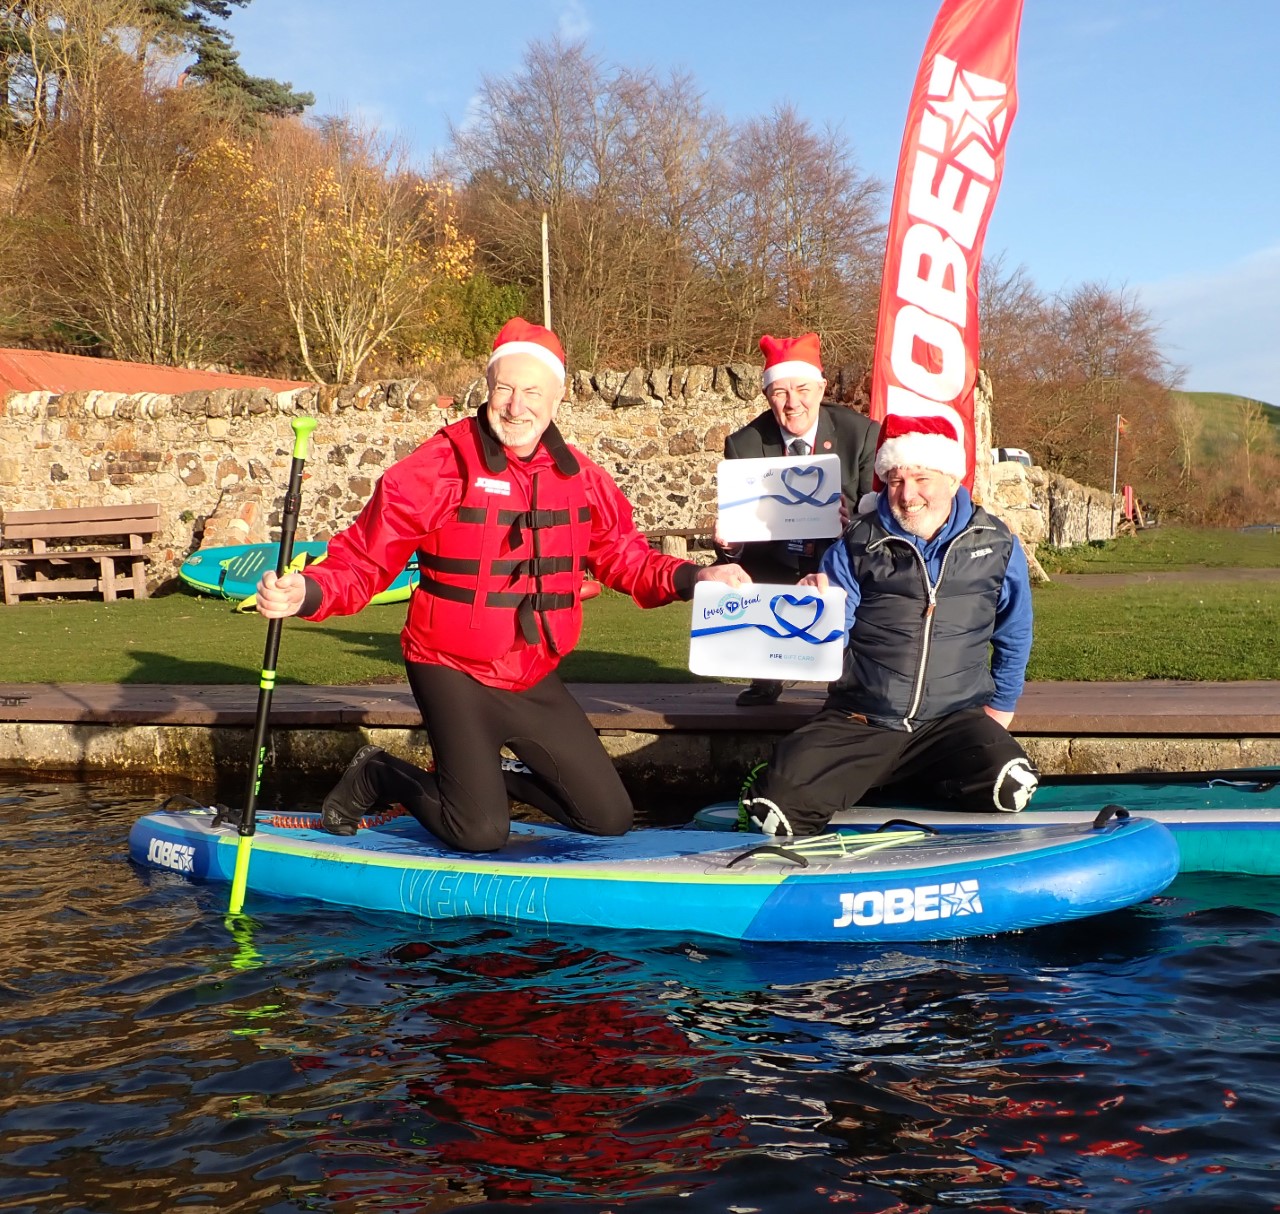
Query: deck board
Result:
<box><xmin>0</xmin><ymin>680</ymin><xmax>1275</xmax><ymax>736</ymax></box>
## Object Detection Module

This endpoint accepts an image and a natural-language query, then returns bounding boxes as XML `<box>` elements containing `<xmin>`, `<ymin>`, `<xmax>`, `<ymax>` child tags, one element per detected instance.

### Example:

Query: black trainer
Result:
<box><xmin>321</xmin><ymin>744</ymin><xmax>384</xmax><ymax>836</ymax></box>
<box><xmin>735</xmin><ymin>680</ymin><xmax>782</xmax><ymax>707</ymax></box>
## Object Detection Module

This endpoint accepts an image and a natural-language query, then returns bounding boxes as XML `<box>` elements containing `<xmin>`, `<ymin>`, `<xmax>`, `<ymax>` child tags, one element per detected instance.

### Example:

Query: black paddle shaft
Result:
<box><xmin>239</xmin><ymin>417</ymin><xmax>317</xmax><ymax>836</ymax></box>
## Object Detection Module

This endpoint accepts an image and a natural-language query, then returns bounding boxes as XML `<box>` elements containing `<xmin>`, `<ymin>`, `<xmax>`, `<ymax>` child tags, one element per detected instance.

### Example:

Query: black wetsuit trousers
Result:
<box><xmin>361</xmin><ymin>661</ymin><xmax>633</xmax><ymax>853</ymax></box>
<box><xmin>752</xmin><ymin>706</ymin><xmax>1036</xmax><ymax>836</ymax></box>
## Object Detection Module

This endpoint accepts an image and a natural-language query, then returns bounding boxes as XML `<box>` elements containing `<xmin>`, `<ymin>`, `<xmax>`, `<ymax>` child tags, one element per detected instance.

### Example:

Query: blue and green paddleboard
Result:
<box><xmin>130</xmin><ymin>799</ymin><xmax>1178</xmax><ymax>944</ymax></box>
<box><xmin>179</xmin><ymin>542</ymin><xmax>416</xmax><ymax>608</ymax></box>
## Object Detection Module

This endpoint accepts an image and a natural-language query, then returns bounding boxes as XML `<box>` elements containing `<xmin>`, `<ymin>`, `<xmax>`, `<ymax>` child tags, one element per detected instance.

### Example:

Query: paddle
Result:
<box><xmin>228</xmin><ymin>415</ymin><xmax>317</xmax><ymax>916</ymax></box>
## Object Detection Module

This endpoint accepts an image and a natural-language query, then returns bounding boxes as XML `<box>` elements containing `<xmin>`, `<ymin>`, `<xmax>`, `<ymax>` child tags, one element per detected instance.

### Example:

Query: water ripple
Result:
<box><xmin>2</xmin><ymin>776</ymin><xmax>1279</xmax><ymax>1212</ymax></box>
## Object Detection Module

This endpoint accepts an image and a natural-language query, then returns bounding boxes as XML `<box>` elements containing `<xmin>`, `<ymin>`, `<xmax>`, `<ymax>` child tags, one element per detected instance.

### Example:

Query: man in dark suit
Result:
<box><xmin>717</xmin><ymin>332</ymin><xmax>880</xmax><ymax>706</ymax></box>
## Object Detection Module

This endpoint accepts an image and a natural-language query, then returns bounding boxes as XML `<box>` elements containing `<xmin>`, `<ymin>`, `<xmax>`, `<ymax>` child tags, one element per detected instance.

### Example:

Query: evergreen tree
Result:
<box><xmin>142</xmin><ymin>1</ymin><xmax>313</xmax><ymax>117</ymax></box>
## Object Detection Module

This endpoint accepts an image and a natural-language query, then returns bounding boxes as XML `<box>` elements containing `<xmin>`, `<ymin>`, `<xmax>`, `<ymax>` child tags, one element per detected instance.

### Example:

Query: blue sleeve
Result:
<box><xmin>820</xmin><ymin>538</ymin><xmax>861</xmax><ymax>634</ymax></box>
<box><xmin>988</xmin><ymin>539</ymin><xmax>1033</xmax><ymax>711</ymax></box>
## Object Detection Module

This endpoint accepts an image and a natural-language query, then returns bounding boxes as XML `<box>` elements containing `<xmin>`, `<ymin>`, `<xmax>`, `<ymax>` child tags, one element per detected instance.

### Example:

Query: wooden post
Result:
<box><xmin>541</xmin><ymin>212</ymin><xmax>551</xmax><ymax>329</ymax></box>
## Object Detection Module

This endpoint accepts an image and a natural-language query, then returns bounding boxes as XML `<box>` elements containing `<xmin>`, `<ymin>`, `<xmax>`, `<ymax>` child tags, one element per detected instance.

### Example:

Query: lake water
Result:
<box><xmin>3</xmin><ymin>774</ymin><xmax>1279</xmax><ymax>1213</ymax></box>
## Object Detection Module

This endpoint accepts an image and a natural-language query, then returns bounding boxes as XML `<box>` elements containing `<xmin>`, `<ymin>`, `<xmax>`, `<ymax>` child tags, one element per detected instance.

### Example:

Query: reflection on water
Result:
<box><xmin>2</xmin><ymin>775</ymin><xmax>1279</xmax><ymax>1212</ymax></box>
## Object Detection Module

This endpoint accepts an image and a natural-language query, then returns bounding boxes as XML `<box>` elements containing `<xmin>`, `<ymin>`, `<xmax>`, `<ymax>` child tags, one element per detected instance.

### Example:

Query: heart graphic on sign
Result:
<box><xmin>779</xmin><ymin>464</ymin><xmax>826</xmax><ymax>503</ymax></box>
<box><xmin>770</xmin><ymin>593</ymin><xmax>824</xmax><ymax>638</ymax></box>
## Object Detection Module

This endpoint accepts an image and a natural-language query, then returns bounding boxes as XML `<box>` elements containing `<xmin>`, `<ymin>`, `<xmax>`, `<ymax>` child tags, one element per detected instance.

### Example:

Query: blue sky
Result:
<box><xmin>223</xmin><ymin>0</ymin><xmax>1280</xmax><ymax>404</ymax></box>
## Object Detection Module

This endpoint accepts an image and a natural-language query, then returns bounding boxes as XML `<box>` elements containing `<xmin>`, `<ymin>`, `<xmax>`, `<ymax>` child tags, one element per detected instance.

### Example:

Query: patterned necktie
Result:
<box><xmin>790</xmin><ymin>438</ymin><xmax>811</xmax><ymax>456</ymax></box>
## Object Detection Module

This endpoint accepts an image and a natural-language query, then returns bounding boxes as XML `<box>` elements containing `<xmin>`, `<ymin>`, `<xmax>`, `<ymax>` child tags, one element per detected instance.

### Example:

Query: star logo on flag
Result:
<box><xmin>939</xmin><ymin>880</ymin><xmax>983</xmax><ymax>917</ymax></box>
<box><xmin>928</xmin><ymin>66</ymin><xmax>1009</xmax><ymax>154</ymax></box>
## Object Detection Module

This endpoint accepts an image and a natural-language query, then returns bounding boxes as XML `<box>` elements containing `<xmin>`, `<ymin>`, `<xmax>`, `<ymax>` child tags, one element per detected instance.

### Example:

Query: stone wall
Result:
<box><xmin>984</xmin><ymin>462</ymin><xmax>1118</xmax><ymax>548</ymax></box>
<box><xmin>0</xmin><ymin>368</ymin><xmax>1116</xmax><ymax>586</ymax></box>
<box><xmin>3</xmin><ymin>720</ymin><xmax>1276</xmax><ymax>796</ymax></box>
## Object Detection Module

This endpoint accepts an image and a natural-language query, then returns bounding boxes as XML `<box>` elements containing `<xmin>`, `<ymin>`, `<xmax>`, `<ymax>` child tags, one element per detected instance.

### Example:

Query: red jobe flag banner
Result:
<box><xmin>870</xmin><ymin>0</ymin><xmax>1025</xmax><ymax>489</ymax></box>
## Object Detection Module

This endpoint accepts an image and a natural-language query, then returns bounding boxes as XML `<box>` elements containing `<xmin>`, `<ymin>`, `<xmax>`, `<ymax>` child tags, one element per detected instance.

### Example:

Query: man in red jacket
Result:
<box><xmin>256</xmin><ymin>317</ymin><xmax>749</xmax><ymax>852</ymax></box>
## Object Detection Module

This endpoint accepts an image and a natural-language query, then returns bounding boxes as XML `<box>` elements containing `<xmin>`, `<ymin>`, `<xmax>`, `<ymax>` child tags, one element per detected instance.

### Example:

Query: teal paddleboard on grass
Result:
<box><xmin>179</xmin><ymin>542</ymin><xmax>416</xmax><ymax>607</ymax></box>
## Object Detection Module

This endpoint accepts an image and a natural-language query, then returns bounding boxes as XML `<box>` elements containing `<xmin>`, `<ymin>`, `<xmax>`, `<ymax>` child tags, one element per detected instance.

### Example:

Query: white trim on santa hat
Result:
<box><xmin>762</xmin><ymin>359</ymin><xmax>825</xmax><ymax>389</ymax></box>
<box><xmin>487</xmin><ymin>339</ymin><xmax>565</xmax><ymax>382</ymax></box>
<box><xmin>874</xmin><ymin>432</ymin><xmax>967</xmax><ymax>482</ymax></box>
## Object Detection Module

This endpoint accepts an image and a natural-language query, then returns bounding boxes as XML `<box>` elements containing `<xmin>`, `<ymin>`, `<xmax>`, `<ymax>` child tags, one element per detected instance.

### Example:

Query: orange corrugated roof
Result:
<box><xmin>0</xmin><ymin>348</ymin><xmax>311</xmax><ymax>395</ymax></box>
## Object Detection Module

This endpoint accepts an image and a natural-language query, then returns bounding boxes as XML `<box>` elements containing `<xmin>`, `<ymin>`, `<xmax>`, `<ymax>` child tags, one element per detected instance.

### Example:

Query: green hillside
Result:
<box><xmin>1174</xmin><ymin>390</ymin><xmax>1280</xmax><ymax>463</ymax></box>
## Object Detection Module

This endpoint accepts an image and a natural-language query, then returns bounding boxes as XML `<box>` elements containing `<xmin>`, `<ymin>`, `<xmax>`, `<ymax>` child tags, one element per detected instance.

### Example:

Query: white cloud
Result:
<box><xmin>1139</xmin><ymin>244</ymin><xmax>1280</xmax><ymax>406</ymax></box>
<box><xmin>557</xmin><ymin>0</ymin><xmax>591</xmax><ymax>41</ymax></box>
<box><xmin>453</xmin><ymin>91</ymin><xmax>488</xmax><ymax>137</ymax></box>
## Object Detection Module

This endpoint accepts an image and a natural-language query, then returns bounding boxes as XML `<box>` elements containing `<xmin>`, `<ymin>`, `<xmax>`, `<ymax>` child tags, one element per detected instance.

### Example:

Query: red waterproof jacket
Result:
<box><xmin>300</xmin><ymin>410</ymin><xmax>694</xmax><ymax>690</ymax></box>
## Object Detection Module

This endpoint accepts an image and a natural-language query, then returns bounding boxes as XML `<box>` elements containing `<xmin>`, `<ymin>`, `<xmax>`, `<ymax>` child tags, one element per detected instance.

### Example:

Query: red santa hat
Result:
<box><xmin>873</xmin><ymin>411</ymin><xmax>968</xmax><ymax>482</ymax></box>
<box><xmin>759</xmin><ymin>332</ymin><xmax>824</xmax><ymax>388</ymax></box>
<box><xmin>487</xmin><ymin>317</ymin><xmax>565</xmax><ymax>383</ymax></box>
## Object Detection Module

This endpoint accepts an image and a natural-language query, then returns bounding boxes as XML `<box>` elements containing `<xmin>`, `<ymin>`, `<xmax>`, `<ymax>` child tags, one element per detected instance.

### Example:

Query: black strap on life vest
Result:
<box><xmin>457</xmin><ymin>506</ymin><xmax>523</xmax><ymax>525</ymax></box>
<box><xmin>416</xmin><ymin>552</ymin><xmax>481</xmax><ymax>576</ymax></box>
<box><xmin>455</xmin><ymin>505</ymin><xmax>589</xmax><ymax>550</ymax></box>
<box><xmin>416</xmin><ymin>552</ymin><xmax>580</xmax><ymax>579</ymax></box>
<box><xmin>414</xmin><ymin>573</ymin><xmax>573</xmax><ymax>614</ymax></box>
<box><xmin>505</xmin><ymin>506</ymin><xmax>591</xmax><ymax>550</ymax></box>
<box><xmin>493</xmin><ymin>556</ymin><xmax>579</xmax><ymax>578</ymax></box>
<box><xmin>528</xmin><ymin>470</ymin><xmax>556</xmax><ymax>653</ymax></box>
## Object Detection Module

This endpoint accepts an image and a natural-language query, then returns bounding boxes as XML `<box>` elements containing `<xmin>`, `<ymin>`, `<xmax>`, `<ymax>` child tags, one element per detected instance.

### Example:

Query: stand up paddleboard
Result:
<box><xmin>179</xmin><ymin>542</ymin><xmax>415</xmax><ymax>606</ymax></box>
<box><xmin>130</xmin><ymin>803</ymin><xmax>1178</xmax><ymax>944</ymax></box>
<box><xmin>180</xmin><ymin>543</ymin><xmax>603</xmax><ymax>608</ymax></box>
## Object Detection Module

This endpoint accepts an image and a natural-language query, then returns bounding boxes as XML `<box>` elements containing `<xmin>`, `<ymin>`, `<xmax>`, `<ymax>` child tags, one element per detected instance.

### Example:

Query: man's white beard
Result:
<box><xmin>491</xmin><ymin>414</ymin><xmax>537</xmax><ymax>450</ymax></box>
<box><xmin>891</xmin><ymin>501</ymin><xmax>946</xmax><ymax>538</ymax></box>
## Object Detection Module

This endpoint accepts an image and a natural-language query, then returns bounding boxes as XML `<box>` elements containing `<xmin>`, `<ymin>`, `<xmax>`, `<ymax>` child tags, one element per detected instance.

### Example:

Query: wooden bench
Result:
<box><xmin>645</xmin><ymin>526</ymin><xmax>713</xmax><ymax>558</ymax></box>
<box><xmin>0</xmin><ymin>503</ymin><xmax>160</xmax><ymax>604</ymax></box>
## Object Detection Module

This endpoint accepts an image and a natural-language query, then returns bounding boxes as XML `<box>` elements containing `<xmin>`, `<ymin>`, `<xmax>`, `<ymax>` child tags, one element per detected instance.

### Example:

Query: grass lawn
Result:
<box><xmin>0</xmin><ymin>587</ymin><xmax>704</xmax><ymax>686</ymax></box>
<box><xmin>0</xmin><ymin>526</ymin><xmax>1275</xmax><ymax>684</ymax></box>
<box><xmin>1037</xmin><ymin>524</ymin><xmax>1280</xmax><ymax>573</ymax></box>
<box><xmin>1026</xmin><ymin>582</ymin><xmax>1280</xmax><ymax>681</ymax></box>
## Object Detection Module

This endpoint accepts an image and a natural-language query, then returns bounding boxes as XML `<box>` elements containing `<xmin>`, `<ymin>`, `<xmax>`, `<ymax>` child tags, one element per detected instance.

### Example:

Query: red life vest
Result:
<box><xmin>408</xmin><ymin>413</ymin><xmax>592</xmax><ymax>661</ymax></box>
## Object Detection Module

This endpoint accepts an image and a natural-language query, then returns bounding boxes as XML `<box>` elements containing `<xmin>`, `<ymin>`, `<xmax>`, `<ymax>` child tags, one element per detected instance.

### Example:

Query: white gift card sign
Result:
<box><xmin>688</xmin><ymin>581</ymin><xmax>848</xmax><ymax>681</ymax></box>
<box><xmin>716</xmin><ymin>454</ymin><xmax>842</xmax><ymax>544</ymax></box>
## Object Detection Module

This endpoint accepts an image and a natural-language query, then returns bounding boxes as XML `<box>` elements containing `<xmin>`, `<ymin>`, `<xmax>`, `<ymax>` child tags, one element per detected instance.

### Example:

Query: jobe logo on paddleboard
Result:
<box><xmin>833</xmin><ymin>879</ymin><xmax>982</xmax><ymax>928</ymax></box>
<box><xmin>147</xmin><ymin>836</ymin><xmax>195</xmax><ymax>873</ymax></box>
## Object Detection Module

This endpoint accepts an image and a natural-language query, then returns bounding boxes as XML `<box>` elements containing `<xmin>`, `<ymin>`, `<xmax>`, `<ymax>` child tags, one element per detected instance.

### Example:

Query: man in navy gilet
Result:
<box><xmin>742</xmin><ymin>410</ymin><xmax>1038</xmax><ymax>837</ymax></box>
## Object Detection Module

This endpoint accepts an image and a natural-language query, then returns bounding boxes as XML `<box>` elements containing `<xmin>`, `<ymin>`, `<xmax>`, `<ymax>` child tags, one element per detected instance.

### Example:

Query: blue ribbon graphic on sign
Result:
<box><xmin>720</xmin><ymin>464</ymin><xmax>840</xmax><ymax>513</ymax></box>
<box><xmin>691</xmin><ymin>593</ymin><xmax>843</xmax><ymax>645</ymax></box>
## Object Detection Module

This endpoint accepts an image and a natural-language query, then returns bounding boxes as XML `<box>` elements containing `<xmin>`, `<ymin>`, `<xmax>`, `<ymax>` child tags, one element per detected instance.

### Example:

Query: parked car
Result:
<box><xmin>991</xmin><ymin>446</ymin><xmax>1033</xmax><ymax>467</ymax></box>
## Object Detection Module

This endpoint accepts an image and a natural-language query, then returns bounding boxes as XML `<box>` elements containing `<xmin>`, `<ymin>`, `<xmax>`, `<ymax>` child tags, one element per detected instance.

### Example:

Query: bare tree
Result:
<box><xmin>1168</xmin><ymin>393</ymin><xmax>1203</xmax><ymax>483</ymax></box>
<box><xmin>0</xmin><ymin>0</ymin><xmax>150</xmax><ymax>204</ymax></box>
<box><xmin>20</xmin><ymin>57</ymin><xmax>261</xmax><ymax>365</ymax></box>
<box><xmin>612</xmin><ymin>67</ymin><xmax>730</xmax><ymax>364</ymax></box>
<box><xmin>979</xmin><ymin>251</ymin><xmax>1047</xmax><ymax>387</ymax></box>
<box><xmin>984</xmin><ymin>279</ymin><xmax>1183</xmax><ymax>486</ymax></box>
<box><xmin>452</xmin><ymin>38</ymin><xmax>629</xmax><ymax>366</ymax></box>
<box><xmin>454</xmin><ymin>40</ymin><xmax>883</xmax><ymax>367</ymax></box>
<box><xmin>1236</xmin><ymin>397</ymin><xmax>1272</xmax><ymax>484</ymax></box>
<box><xmin>701</xmin><ymin>104</ymin><xmax>883</xmax><ymax>360</ymax></box>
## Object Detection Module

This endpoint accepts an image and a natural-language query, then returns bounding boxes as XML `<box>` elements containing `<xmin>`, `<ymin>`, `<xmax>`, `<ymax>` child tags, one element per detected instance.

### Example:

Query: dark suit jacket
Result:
<box><xmin>720</xmin><ymin>402</ymin><xmax>880</xmax><ymax>582</ymax></box>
